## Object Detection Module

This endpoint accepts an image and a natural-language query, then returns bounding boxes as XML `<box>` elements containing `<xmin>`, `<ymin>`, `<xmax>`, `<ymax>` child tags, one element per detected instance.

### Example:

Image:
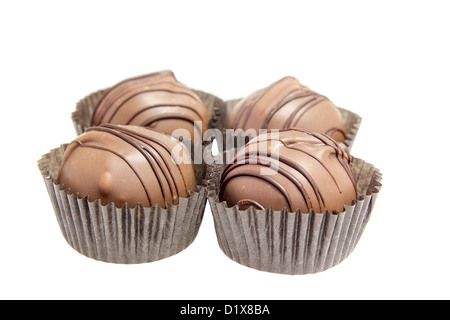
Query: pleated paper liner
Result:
<box><xmin>206</xmin><ymin>154</ymin><xmax>382</xmax><ymax>275</ymax></box>
<box><xmin>38</xmin><ymin>144</ymin><xmax>208</xmax><ymax>264</ymax></box>
<box><xmin>72</xmin><ymin>88</ymin><xmax>224</xmax><ymax>137</ymax></box>
<box><xmin>218</xmin><ymin>98</ymin><xmax>362</xmax><ymax>151</ymax></box>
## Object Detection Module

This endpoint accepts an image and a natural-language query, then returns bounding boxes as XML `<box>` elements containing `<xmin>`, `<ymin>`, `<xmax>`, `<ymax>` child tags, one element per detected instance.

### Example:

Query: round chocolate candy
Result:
<box><xmin>92</xmin><ymin>70</ymin><xmax>210</xmax><ymax>139</ymax></box>
<box><xmin>58</xmin><ymin>124</ymin><xmax>196</xmax><ymax>208</ymax></box>
<box><xmin>219</xmin><ymin>129</ymin><xmax>357</xmax><ymax>213</ymax></box>
<box><xmin>227</xmin><ymin>76</ymin><xmax>347</xmax><ymax>143</ymax></box>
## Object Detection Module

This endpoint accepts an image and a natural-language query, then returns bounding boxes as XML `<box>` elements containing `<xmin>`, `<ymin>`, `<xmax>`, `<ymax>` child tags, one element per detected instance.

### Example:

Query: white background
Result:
<box><xmin>1</xmin><ymin>0</ymin><xmax>449</xmax><ymax>300</ymax></box>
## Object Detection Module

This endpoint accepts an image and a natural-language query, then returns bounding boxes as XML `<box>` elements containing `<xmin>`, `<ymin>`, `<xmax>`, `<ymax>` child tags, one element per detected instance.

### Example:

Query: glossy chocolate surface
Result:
<box><xmin>92</xmin><ymin>71</ymin><xmax>210</xmax><ymax>139</ymax></box>
<box><xmin>58</xmin><ymin>124</ymin><xmax>196</xmax><ymax>208</ymax></box>
<box><xmin>227</xmin><ymin>76</ymin><xmax>346</xmax><ymax>142</ymax></box>
<box><xmin>219</xmin><ymin>129</ymin><xmax>357</xmax><ymax>213</ymax></box>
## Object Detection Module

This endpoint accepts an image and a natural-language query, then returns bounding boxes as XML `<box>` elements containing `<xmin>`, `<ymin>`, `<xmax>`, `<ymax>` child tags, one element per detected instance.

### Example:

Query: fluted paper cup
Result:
<box><xmin>206</xmin><ymin>156</ymin><xmax>382</xmax><ymax>275</ymax></box>
<box><xmin>38</xmin><ymin>144</ymin><xmax>208</xmax><ymax>264</ymax></box>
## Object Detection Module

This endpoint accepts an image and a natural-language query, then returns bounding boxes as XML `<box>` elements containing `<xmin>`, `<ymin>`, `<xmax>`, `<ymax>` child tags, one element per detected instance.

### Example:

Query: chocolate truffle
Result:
<box><xmin>219</xmin><ymin>129</ymin><xmax>357</xmax><ymax>213</ymax></box>
<box><xmin>92</xmin><ymin>70</ymin><xmax>210</xmax><ymax>140</ymax></box>
<box><xmin>57</xmin><ymin>124</ymin><xmax>196</xmax><ymax>208</ymax></box>
<box><xmin>227</xmin><ymin>76</ymin><xmax>347</xmax><ymax>143</ymax></box>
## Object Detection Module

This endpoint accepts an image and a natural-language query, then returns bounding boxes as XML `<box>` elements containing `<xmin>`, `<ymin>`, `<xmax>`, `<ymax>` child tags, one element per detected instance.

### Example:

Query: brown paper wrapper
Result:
<box><xmin>206</xmin><ymin>156</ymin><xmax>382</xmax><ymax>275</ymax></box>
<box><xmin>72</xmin><ymin>88</ymin><xmax>224</xmax><ymax>136</ymax></box>
<box><xmin>216</xmin><ymin>98</ymin><xmax>362</xmax><ymax>151</ymax></box>
<box><xmin>38</xmin><ymin>144</ymin><xmax>208</xmax><ymax>264</ymax></box>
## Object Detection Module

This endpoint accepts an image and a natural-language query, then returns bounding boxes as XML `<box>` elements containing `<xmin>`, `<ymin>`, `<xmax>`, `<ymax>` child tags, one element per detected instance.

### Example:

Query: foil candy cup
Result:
<box><xmin>38</xmin><ymin>144</ymin><xmax>208</xmax><ymax>264</ymax></box>
<box><xmin>206</xmin><ymin>155</ymin><xmax>382</xmax><ymax>275</ymax></box>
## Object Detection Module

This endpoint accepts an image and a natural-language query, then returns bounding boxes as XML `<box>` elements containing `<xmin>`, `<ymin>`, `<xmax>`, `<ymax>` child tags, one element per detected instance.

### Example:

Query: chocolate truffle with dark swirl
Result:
<box><xmin>227</xmin><ymin>76</ymin><xmax>347</xmax><ymax>143</ymax></box>
<box><xmin>219</xmin><ymin>129</ymin><xmax>357</xmax><ymax>213</ymax></box>
<box><xmin>92</xmin><ymin>70</ymin><xmax>210</xmax><ymax>140</ymax></box>
<box><xmin>57</xmin><ymin>124</ymin><xmax>196</xmax><ymax>209</ymax></box>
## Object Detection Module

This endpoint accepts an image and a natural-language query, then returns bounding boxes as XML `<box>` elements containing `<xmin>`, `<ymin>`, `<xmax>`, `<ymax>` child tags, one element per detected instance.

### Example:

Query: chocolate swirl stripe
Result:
<box><xmin>86</xmin><ymin>125</ymin><xmax>170</xmax><ymax>202</ymax></box>
<box><xmin>110</xmin><ymin>124</ymin><xmax>191</xmax><ymax>189</ymax></box>
<box><xmin>244</xmin><ymin>128</ymin><xmax>357</xmax><ymax>194</ymax></box>
<box><xmin>59</xmin><ymin>141</ymin><xmax>153</xmax><ymax>205</ymax></box>
<box><xmin>137</xmin><ymin>112</ymin><xmax>203</xmax><ymax>136</ymax></box>
<box><xmin>123</xmin><ymin>131</ymin><xmax>180</xmax><ymax>201</ymax></box>
<box><xmin>86</xmin><ymin>124</ymin><xmax>190</xmax><ymax>204</ymax></box>
<box><xmin>296</xmin><ymin>129</ymin><xmax>357</xmax><ymax>192</ymax></box>
<box><xmin>220</xmin><ymin>170</ymin><xmax>294</xmax><ymax>211</ymax></box>
<box><xmin>227</xmin><ymin>76</ymin><xmax>347</xmax><ymax>143</ymax></box>
<box><xmin>325</xmin><ymin>127</ymin><xmax>346</xmax><ymax>139</ymax></box>
<box><xmin>220</xmin><ymin>153</ymin><xmax>326</xmax><ymax>212</ymax></box>
<box><xmin>102</xmin><ymin>87</ymin><xmax>203</xmax><ymax>124</ymax></box>
<box><xmin>231</xmin><ymin>76</ymin><xmax>289</xmax><ymax>129</ymax></box>
<box><xmin>92</xmin><ymin>71</ymin><xmax>200</xmax><ymax>122</ymax></box>
<box><xmin>245</xmin><ymin>134</ymin><xmax>341</xmax><ymax>193</ymax></box>
<box><xmin>106</xmin><ymin>124</ymin><xmax>189</xmax><ymax>195</ymax></box>
<box><xmin>220</xmin><ymin>159</ymin><xmax>305</xmax><ymax>212</ymax></box>
<box><xmin>282</xmin><ymin>96</ymin><xmax>327</xmax><ymax>129</ymax></box>
<box><xmin>90</xmin><ymin>71</ymin><xmax>210</xmax><ymax>139</ymax></box>
<box><xmin>230</xmin><ymin>77</ymin><xmax>327</xmax><ymax>130</ymax></box>
<box><xmin>261</xmin><ymin>90</ymin><xmax>320</xmax><ymax>129</ymax></box>
<box><xmin>219</xmin><ymin>128</ymin><xmax>357</xmax><ymax>213</ymax></box>
<box><xmin>123</xmin><ymin>102</ymin><xmax>204</xmax><ymax>125</ymax></box>
<box><xmin>236</xmin><ymin>199</ymin><xmax>265</xmax><ymax>210</ymax></box>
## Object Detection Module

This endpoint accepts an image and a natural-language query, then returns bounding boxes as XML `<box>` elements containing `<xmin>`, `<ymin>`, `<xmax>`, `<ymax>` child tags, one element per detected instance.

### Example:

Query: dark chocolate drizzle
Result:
<box><xmin>237</xmin><ymin>199</ymin><xmax>265</xmax><ymax>210</ymax></box>
<box><xmin>61</xmin><ymin>124</ymin><xmax>191</xmax><ymax>206</ymax></box>
<box><xmin>66</xmin><ymin>143</ymin><xmax>153</xmax><ymax>205</ymax></box>
<box><xmin>262</xmin><ymin>90</ymin><xmax>317</xmax><ymax>129</ymax></box>
<box><xmin>231</xmin><ymin>76</ymin><xmax>290</xmax><ymax>129</ymax></box>
<box><xmin>229</xmin><ymin>77</ymin><xmax>344</xmax><ymax>139</ymax></box>
<box><xmin>219</xmin><ymin>129</ymin><xmax>357</xmax><ymax>213</ymax></box>
<box><xmin>91</xmin><ymin>72</ymin><xmax>207</xmax><ymax>134</ymax></box>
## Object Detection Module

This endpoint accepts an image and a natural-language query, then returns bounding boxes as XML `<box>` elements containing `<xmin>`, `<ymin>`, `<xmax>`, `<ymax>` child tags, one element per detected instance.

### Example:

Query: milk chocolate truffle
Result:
<box><xmin>57</xmin><ymin>124</ymin><xmax>196</xmax><ymax>209</ymax></box>
<box><xmin>92</xmin><ymin>71</ymin><xmax>210</xmax><ymax>140</ymax></box>
<box><xmin>227</xmin><ymin>76</ymin><xmax>347</xmax><ymax>143</ymax></box>
<box><xmin>219</xmin><ymin>129</ymin><xmax>357</xmax><ymax>213</ymax></box>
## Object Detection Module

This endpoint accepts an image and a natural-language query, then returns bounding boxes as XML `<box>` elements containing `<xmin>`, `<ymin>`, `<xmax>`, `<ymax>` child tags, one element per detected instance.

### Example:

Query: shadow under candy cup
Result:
<box><xmin>206</xmin><ymin>155</ymin><xmax>382</xmax><ymax>275</ymax></box>
<box><xmin>38</xmin><ymin>144</ymin><xmax>209</xmax><ymax>264</ymax></box>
